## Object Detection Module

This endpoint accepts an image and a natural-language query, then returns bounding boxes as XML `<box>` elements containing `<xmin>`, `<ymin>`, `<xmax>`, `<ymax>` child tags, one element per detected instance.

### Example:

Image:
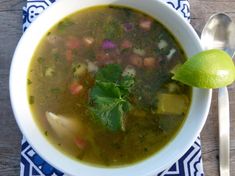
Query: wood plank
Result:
<box><xmin>0</xmin><ymin>1</ymin><xmax>25</xmax><ymax>175</ymax></box>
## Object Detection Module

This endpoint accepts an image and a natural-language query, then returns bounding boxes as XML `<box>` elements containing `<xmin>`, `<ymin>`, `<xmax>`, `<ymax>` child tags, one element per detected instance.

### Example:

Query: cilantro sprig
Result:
<box><xmin>89</xmin><ymin>64</ymin><xmax>134</xmax><ymax>131</ymax></box>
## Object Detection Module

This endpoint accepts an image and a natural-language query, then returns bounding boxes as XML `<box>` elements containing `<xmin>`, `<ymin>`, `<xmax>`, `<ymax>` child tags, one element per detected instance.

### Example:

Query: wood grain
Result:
<box><xmin>0</xmin><ymin>0</ymin><xmax>25</xmax><ymax>175</ymax></box>
<box><xmin>0</xmin><ymin>0</ymin><xmax>234</xmax><ymax>175</ymax></box>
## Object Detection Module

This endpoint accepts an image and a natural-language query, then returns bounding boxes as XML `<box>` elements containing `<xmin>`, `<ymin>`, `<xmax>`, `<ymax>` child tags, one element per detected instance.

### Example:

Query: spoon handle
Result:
<box><xmin>218</xmin><ymin>87</ymin><xmax>230</xmax><ymax>176</ymax></box>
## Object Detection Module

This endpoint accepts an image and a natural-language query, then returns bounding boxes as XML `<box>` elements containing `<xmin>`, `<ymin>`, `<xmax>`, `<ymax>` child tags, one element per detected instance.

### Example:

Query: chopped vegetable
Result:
<box><xmin>122</xmin><ymin>65</ymin><xmax>136</xmax><ymax>77</ymax></box>
<box><xmin>166</xmin><ymin>48</ymin><xmax>176</xmax><ymax>60</ymax></box>
<box><xmin>51</xmin><ymin>48</ymin><xmax>60</xmax><ymax>61</ymax></box>
<box><xmin>96</xmin><ymin>52</ymin><xmax>112</xmax><ymax>65</ymax></box>
<box><xmin>75</xmin><ymin>136</ymin><xmax>87</xmax><ymax>150</ymax></box>
<box><xmin>95</xmin><ymin>63</ymin><xmax>122</xmax><ymax>82</ymax></box>
<box><xmin>83</xmin><ymin>37</ymin><xmax>94</xmax><ymax>46</ymax></box>
<box><xmin>66</xmin><ymin>36</ymin><xmax>80</xmax><ymax>49</ymax></box>
<box><xmin>27</xmin><ymin>79</ymin><xmax>32</xmax><ymax>85</ymax></box>
<box><xmin>102</xmin><ymin>40</ymin><xmax>117</xmax><ymax>49</ymax></box>
<box><xmin>133</xmin><ymin>48</ymin><xmax>146</xmax><ymax>56</ymax></box>
<box><xmin>87</xmin><ymin>61</ymin><xmax>98</xmax><ymax>73</ymax></box>
<box><xmin>89</xmin><ymin>64</ymin><xmax>135</xmax><ymax>131</ymax></box>
<box><xmin>158</xmin><ymin>40</ymin><xmax>168</xmax><ymax>50</ymax></box>
<box><xmin>123</xmin><ymin>22</ymin><xmax>134</xmax><ymax>32</ymax></box>
<box><xmin>29</xmin><ymin>96</ymin><xmax>34</xmax><ymax>105</ymax></box>
<box><xmin>129</xmin><ymin>54</ymin><xmax>143</xmax><ymax>67</ymax></box>
<box><xmin>37</xmin><ymin>57</ymin><xmax>44</xmax><ymax>64</ymax></box>
<box><xmin>156</xmin><ymin>93</ymin><xmax>189</xmax><ymax>115</ymax></box>
<box><xmin>166</xmin><ymin>83</ymin><xmax>180</xmax><ymax>93</ymax></box>
<box><xmin>139</xmin><ymin>19</ymin><xmax>152</xmax><ymax>30</ymax></box>
<box><xmin>69</xmin><ymin>82</ymin><xmax>83</xmax><ymax>95</ymax></box>
<box><xmin>121</xmin><ymin>40</ymin><xmax>132</xmax><ymax>49</ymax></box>
<box><xmin>72</xmin><ymin>63</ymin><xmax>87</xmax><ymax>77</ymax></box>
<box><xmin>45</xmin><ymin>67</ymin><xmax>55</xmax><ymax>77</ymax></box>
<box><xmin>103</xmin><ymin>18</ymin><xmax>123</xmax><ymax>39</ymax></box>
<box><xmin>143</xmin><ymin>57</ymin><xmax>157</xmax><ymax>69</ymax></box>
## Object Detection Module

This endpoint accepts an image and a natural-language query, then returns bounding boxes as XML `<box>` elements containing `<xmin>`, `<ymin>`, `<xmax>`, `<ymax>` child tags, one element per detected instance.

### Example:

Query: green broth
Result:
<box><xmin>27</xmin><ymin>6</ymin><xmax>191</xmax><ymax>166</ymax></box>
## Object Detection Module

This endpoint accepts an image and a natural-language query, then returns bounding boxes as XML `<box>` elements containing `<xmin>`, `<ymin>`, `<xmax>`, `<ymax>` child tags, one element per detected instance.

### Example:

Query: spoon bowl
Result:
<box><xmin>201</xmin><ymin>13</ymin><xmax>234</xmax><ymax>56</ymax></box>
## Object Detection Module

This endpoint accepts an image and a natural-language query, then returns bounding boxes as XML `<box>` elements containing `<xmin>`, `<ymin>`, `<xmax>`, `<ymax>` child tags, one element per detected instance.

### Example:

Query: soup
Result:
<box><xmin>27</xmin><ymin>6</ymin><xmax>191</xmax><ymax>166</ymax></box>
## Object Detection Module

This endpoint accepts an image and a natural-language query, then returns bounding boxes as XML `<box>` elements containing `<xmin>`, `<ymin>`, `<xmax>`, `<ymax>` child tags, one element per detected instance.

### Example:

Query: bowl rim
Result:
<box><xmin>9</xmin><ymin>0</ymin><xmax>212</xmax><ymax>176</ymax></box>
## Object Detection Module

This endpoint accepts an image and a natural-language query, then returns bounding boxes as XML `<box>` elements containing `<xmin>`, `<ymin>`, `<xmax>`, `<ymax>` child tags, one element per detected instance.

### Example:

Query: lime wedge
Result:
<box><xmin>172</xmin><ymin>49</ymin><xmax>235</xmax><ymax>88</ymax></box>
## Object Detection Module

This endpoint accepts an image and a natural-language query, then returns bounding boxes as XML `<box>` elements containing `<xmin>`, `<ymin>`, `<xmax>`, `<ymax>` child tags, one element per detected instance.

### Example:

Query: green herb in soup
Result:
<box><xmin>90</xmin><ymin>64</ymin><xmax>135</xmax><ymax>131</ymax></box>
<box><xmin>27</xmin><ymin>6</ymin><xmax>191</xmax><ymax>166</ymax></box>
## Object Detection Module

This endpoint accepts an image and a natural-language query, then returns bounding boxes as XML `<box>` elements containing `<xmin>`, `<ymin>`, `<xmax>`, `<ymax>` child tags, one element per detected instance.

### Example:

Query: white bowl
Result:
<box><xmin>9</xmin><ymin>0</ymin><xmax>212</xmax><ymax>175</ymax></box>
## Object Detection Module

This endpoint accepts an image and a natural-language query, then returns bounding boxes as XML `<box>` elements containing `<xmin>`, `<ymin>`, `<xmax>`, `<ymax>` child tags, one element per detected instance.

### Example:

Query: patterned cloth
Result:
<box><xmin>21</xmin><ymin>0</ymin><xmax>203</xmax><ymax>176</ymax></box>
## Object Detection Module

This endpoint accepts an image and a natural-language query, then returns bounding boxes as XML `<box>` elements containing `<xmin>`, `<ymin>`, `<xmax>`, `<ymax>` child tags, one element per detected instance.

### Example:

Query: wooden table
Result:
<box><xmin>0</xmin><ymin>0</ymin><xmax>234</xmax><ymax>175</ymax></box>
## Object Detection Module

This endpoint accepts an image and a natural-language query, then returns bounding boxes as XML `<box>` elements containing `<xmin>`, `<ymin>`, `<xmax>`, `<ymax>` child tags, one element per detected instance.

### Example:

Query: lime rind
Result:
<box><xmin>172</xmin><ymin>49</ymin><xmax>235</xmax><ymax>88</ymax></box>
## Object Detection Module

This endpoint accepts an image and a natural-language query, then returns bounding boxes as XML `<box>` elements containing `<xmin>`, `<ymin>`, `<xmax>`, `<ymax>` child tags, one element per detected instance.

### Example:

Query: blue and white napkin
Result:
<box><xmin>21</xmin><ymin>1</ymin><xmax>203</xmax><ymax>175</ymax></box>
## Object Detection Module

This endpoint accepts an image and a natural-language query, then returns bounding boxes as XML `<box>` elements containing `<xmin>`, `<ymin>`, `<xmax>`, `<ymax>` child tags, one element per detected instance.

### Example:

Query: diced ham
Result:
<box><xmin>69</xmin><ymin>82</ymin><xmax>83</xmax><ymax>95</ymax></box>
<box><xmin>66</xmin><ymin>36</ymin><xmax>80</xmax><ymax>49</ymax></box>
<box><xmin>139</xmin><ymin>19</ymin><xmax>152</xmax><ymax>31</ymax></box>
<box><xmin>143</xmin><ymin>57</ymin><xmax>158</xmax><ymax>69</ymax></box>
<box><xmin>129</xmin><ymin>54</ymin><xmax>143</xmax><ymax>67</ymax></box>
<box><xmin>74</xmin><ymin>136</ymin><xmax>87</xmax><ymax>150</ymax></box>
<box><xmin>121</xmin><ymin>40</ymin><xmax>133</xmax><ymax>49</ymax></box>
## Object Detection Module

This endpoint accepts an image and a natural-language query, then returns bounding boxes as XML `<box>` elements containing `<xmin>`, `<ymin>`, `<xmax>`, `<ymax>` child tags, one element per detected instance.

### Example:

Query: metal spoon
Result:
<box><xmin>201</xmin><ymin>13</ymin><xmax>235</xmax><ymax>176</ymax></box>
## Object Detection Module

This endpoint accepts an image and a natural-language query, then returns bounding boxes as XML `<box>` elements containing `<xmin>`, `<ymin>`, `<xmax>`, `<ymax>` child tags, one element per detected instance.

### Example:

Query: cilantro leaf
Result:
<box><xmin>90</xmin><ymin>99</ymin><xmax>125</xmax><ymax>131</ymax></box>
<box><xmin>91</xmin><ymin>82</ymin><xmax>121</xmax><ymax>99</ymax></box>
<box><xmin>96</xmin><ymin>64</ymin><xmax>122</xmax><ymax>82</ymax></box>
<box><xmin>89</xmin><ymin>64</ymin><xmax>134</xmax><ymax>131</ymax></box>
<box><xmin>118</xmin><ymin>75</ymin><xmax>135</xmax><ymax>96</ymax></box>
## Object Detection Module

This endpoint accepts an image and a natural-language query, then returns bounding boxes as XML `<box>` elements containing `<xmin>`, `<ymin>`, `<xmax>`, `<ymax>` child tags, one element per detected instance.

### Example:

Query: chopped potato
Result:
<box><xmin>133</xmin><ymin>48</ymin><xmax>146</xmax><ymax>56</ymax></box>
<box><xmin>45</xmin><ymin>67</ymin><xmax>55</xmax><ymax>77</ymax></box>
<box><xmin>157</xmin><ymin>93</ymin><xmax>189</xmax><ymax>115</ymax></box>
<box><xmin>158</xmin><ymin>39</ymin><xmax>168</xmax><ymax>49</ymax></box>
<box><xmin>122</xmin><ymin>65</ymin><xmax>136</xmax><ymax>77</ymax></box>
<box><xmin>87</xmin><ymin>61</ymin><xmax>98</xmax><ymax>73</ymax></box>
<box><xmin>166</xmin><ymin>83</ymin><xmax>180</xmax><ymax>93</ymax></box>
<box><xmin>73</xmin><ymin>63</ymin><xmax>87</xmax><ymax>77</ymax></box>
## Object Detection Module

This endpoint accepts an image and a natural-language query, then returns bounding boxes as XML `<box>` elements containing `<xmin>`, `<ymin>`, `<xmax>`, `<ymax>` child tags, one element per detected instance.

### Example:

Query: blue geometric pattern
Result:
<box><xmin>21</xmin><ymin>0</ymin><xmax>202</xmax><ymax>176</ymax></box>
<box><xmin>156</xmin><ymin>137</ymin><xmax>204</xmax><ymax>176</ymax></box>
<box><xmin>166</xmin><ymin>0</ymin><xmax>190</xmax><ymax>21</ymax></box>
<box><xmin>23</xmin><ymin>0</ymin><xmax>57</xmax><ymax>31</ymax></box>
<box><xmin>21</xmin><ymin>138</ymin><xmax>64</xmax><ymax>176</ymax></box>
